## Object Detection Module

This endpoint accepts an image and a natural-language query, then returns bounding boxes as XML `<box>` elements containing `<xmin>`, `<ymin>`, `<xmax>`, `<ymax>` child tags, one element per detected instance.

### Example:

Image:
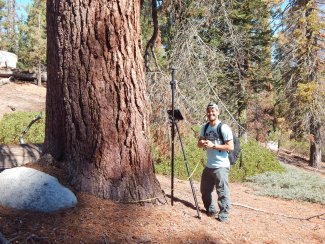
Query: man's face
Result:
<box><xmin>206</xmin><ymin>107</ymin><xmax>219</xmax><ymax>122</ymax></box>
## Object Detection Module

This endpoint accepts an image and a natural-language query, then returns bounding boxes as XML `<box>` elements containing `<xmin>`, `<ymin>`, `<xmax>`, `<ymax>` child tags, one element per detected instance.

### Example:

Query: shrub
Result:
<box><xmin>247</xmin><ymin>164</ymin><xmax>325</xmax><ymax>204</ymax></box>
<box><xmin>153</xmin><ymin>126</ymin><xmax>285</xmax><ymax>183</ymax></box>
<box><xmin>0</xmin><ymin>112</ymin><xmax>45</xmax><ymax>144</ymax></box>
<box><xmin>229</xmin><ymin>139</ymin><xmax>285</xmax><ymax>182</ymax></box>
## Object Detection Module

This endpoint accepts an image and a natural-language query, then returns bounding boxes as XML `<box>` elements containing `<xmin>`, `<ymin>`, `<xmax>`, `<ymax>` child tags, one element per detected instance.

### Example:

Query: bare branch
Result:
<box><xmin>145</xmin><ymin>0</ymin><xmax>159</xmax><ymax>72</ymax></box>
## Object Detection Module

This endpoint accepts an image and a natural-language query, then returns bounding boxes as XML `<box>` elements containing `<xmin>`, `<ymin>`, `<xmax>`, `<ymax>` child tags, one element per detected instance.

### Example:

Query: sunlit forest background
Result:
<box><xmin>0</xmin><ymin>0</ymin><xmax>324</xmax><ymax>170</ymax></box>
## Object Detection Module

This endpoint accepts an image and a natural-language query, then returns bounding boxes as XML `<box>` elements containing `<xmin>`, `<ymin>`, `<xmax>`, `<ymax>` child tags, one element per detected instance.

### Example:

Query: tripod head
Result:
<box><xmin>170</xmin><ymin>68</ymin><xmax>177</xmax><ymax>88</ymax></box>
<box><xmin>167</xmin><ymin>109</ymin><xmax>184</xmax><ymax>121</ymax></box>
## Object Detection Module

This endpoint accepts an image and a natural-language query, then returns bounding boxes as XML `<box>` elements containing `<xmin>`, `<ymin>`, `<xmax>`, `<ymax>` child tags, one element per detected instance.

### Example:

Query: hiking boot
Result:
<box><xmin>206</xmin><ymin>211</ymin><xmax>218</xmax><ymax>218</ymax></box>
<box><xmin>217</xmin><ymin>215</ymin><xmax>229</xmax><ymax>222</ymax></box>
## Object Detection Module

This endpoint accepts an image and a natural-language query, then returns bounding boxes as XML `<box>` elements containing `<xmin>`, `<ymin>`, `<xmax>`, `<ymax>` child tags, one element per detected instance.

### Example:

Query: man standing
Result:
<box><xmin>197</xmin><ymin>103</ymin><xmax>234</xmax><ymax>222</ymax></box>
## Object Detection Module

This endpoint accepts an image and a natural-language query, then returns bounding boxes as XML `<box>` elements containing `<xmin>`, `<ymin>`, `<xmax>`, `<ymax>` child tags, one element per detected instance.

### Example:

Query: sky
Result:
<box><xmin>15</xmin><ymin>0</ymin><xmax>32</xmax><ymax>20</ymax></box>
<box><xmin>16</xmin><ymin>0</ymin><xmax>31</xmax><ymax>4</ymax></box>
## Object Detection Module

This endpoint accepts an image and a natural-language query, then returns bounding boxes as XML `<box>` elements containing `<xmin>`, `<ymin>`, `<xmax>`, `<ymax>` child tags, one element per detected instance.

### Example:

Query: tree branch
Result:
<box><xmin>232</xmin><ymin>202</ymin><xmax>325</xmax><ymax>221</ymax></box>
<box><xmin>145</xmin><ymin>0</ymin><xmax>159</xmax><ymax>72</ymax></box>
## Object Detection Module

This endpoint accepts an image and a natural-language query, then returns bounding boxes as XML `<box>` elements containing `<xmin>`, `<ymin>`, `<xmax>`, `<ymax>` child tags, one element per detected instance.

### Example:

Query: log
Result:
<box><xmin>0</xmin><ymin>68</ymin><xmax>47</xmax><ymax>82</ymax></box>
<box><xmin>0</xmin><ymin>144</ymin><xmax>42</xmax><ymax>170</ymax></box>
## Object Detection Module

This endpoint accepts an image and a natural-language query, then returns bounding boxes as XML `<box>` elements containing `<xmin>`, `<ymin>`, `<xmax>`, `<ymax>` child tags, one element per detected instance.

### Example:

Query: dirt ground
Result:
<box><xmin>0</xmin><ymin>81</ymin><xmax>46</xmax><ymax>119</ymax></box>
<box><xmin>0</xmin><ymin>82</ymin><xmax>325</xmax><ymax>243</ymax></box>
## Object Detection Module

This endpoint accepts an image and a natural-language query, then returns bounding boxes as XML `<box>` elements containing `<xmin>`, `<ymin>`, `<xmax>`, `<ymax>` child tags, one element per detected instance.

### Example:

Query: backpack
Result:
<box><xmin>203</xmin><ymin>122</ymin><xmax>241</xmax><ymax>165</ymax></box>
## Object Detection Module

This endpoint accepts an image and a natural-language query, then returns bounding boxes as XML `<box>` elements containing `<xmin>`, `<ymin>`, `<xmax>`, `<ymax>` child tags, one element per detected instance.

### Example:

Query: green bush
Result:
<box><xmin>247</xmin><ymin>164</ymin><xmax>325</xmax><ymax>204</ymax></box>
<box><xmin>153</xmin><ymin>127</ymin><xmax>285</xmax><ymax>182</ymax></box>
<box><xmin>0</xmin><ymin>112</ymin><xmax>45</xmax><ymax>144</ymax></box>
<box><xmin>229</xmin><ymin>139</ymin><xmax>285</xmax><ymax>182</ymax></box>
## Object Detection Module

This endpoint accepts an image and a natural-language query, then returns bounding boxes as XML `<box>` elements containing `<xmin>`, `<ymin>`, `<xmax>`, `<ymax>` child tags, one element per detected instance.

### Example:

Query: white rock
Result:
<box><xmin>0</xmin><ymin>167</ymin><xmax>77</xmax><ymax>212</ymax></box>
<box><xmin>0</xmin><ymin>51</ymin><xmax>17</xmax><ymax>68</ymax></box>
<box><xmin>266</xmin><ymin>141</ymin><xmax>279</xmax><ymax>151</ymax></box>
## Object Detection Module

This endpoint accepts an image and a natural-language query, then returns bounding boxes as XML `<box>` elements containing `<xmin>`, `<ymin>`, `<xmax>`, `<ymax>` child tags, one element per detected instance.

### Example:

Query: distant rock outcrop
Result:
<box><xmin>0</xmin><ymin>51</ymin><xmax>17</xmax><ymax>68</ymax></box>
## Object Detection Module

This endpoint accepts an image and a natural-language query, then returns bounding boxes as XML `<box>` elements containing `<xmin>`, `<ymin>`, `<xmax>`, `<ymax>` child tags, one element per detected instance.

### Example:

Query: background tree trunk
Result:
<box><xmin>309</xmin><ymin>116</ymin><xmax>322</xmax><ymax>168</ymax></box>
<box><xmin>44</xmin><ymin>0</ymin><xmax>161</xmax><ymax>202</ymax></box>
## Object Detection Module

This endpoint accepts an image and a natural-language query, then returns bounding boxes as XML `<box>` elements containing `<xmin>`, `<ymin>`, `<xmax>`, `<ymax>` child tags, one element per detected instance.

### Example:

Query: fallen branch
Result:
<box><xmin>232</xmin><ymin>202</ymin><xmax>325</xmax><ymax>221</ymax></box>
<box><xmin>123</xmin><ymin>194</ymin><xmax>167</xmax><ymax>205</ymax></box>
<box><xmin>19</xmin><ymin>112</ymin><xmax>43</xmax><ymax>144</ymax></box>
<box><xmin>306</xmin><ymin>212</ymin><xmax>325</xmax><ymax>220</ymax></box>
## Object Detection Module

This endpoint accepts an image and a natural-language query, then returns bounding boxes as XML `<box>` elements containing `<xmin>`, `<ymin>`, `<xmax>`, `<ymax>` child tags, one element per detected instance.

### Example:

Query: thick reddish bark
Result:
<box><xmin>44</xmin><ymin>0</ymin><xmax>161</xmax><ymax>202</ymax></box>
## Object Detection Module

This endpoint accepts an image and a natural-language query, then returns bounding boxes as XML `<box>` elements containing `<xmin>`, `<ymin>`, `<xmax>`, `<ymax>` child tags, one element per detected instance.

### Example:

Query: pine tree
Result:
<box><xmin>0</xmin><ymin>0</ymin><xmax>18</xmax><ymax>52</ymax></box>
<box><xmin>151</xmin><ymin>0</ymin><xmax>274</xmax><ymax>139</ymax></box>
<box><xmin>274</xmin><ymin>0</ymin><xmax>324</xmax><ymax>167</ymax></box>
<box><xmin>17</xmin><ymin>0</ymin><xmax>46</xmax><ymax>79</ymax></box>
<box><xmin>0</xmin><ymin>0</ymin><xmax>5</xmax><ymax>48</ymax></box>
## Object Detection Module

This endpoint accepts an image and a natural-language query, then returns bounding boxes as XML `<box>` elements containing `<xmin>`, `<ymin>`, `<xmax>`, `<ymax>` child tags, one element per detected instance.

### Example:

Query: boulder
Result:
<box><xmin>0</xmin><ymin>51</ymin><xmax>17</xmax><ymax>68</ymax></box>
<box><xmin>0</xmin><ymin>167</ymin><xmax>77</xmax><ymax>212</ymax></box>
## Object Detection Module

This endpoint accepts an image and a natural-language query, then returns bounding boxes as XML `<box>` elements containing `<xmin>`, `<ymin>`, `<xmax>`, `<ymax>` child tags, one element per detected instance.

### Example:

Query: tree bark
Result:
<box><xmin>309</xmin><ymin>116</ymin><xmax>322</xmax><ymax>168</ymax></box>
<box><xmin>44</xmin><ymin>0</ymin><xmax>161</xmax><ymax>202</ymax></box>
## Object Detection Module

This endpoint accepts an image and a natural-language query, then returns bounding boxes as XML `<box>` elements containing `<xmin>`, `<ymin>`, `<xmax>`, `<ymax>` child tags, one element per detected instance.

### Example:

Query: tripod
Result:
<box><xmin>168</xmin><ymin>69</ymin><xmax>201</xmax><ymax>219</ymax></box>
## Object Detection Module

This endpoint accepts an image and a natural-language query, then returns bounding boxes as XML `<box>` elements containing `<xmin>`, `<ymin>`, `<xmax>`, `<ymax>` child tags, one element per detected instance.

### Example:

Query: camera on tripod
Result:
<box><xmin>167</xmin><ymin>109</ymin><xmax>184</xmax><ymax>121</ymax></box>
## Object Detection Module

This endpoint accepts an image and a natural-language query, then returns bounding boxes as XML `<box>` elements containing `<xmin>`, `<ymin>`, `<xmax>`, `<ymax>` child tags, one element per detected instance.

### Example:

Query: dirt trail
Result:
<box><xmin>0</xmin><ymin>82</ymin><xmax>46</xmax><ymax>119</ymax></box>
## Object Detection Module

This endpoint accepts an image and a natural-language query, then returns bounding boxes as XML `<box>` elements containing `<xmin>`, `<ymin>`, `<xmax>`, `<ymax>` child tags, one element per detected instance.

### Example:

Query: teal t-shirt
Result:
<box><xmin>200</xmin><ymin>121</ymin><xmax>233</xmax><ymax>168</ymax></box>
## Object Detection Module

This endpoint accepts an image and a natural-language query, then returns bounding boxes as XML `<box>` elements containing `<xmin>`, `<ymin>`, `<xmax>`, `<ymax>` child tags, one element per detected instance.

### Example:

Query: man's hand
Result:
<box><xmin>198</xmin><ymin>138</ymin><xmax>206</xmax><ymax>148</ymax></box>
<box><xmin>198</xmin><ymin>139</ymin><xmax>215</xmax><ymax>149</ymax></box>
<box><xmin>198</xmin><ymin>136</ymin><xmax>234</xmax><ymax>151</ymax></box>
<box><xmin>203</xmin><ymin>140</ymin><xmax>215</xmax><ymax>149</ymax></box>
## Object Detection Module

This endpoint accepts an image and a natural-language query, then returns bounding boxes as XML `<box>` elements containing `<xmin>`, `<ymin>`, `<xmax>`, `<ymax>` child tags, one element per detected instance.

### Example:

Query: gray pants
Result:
<box><xmin>200</xmin><ymin>167</ymin><xmax>230</xmax><ymax>219</ymax></box>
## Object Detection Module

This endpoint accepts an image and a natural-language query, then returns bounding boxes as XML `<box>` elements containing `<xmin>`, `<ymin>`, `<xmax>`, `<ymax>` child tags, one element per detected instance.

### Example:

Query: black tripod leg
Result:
<box><xmin>171</xmin><ymin>122</ymin><xmax>175</xmax><ymax>206</ymax></box>
<box><xmin>175</xmin><ymin>122</ymin><xmax>201</xmax><ymax>219</ymax></box>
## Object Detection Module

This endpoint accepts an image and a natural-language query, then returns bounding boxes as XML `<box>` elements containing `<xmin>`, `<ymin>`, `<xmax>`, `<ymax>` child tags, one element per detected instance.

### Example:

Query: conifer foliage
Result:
<box><xmin>0</xmin><ymin>0</ymin><xmax>46</xmax><ymax>72</ymax></box>
<box><xmin>18</xmin><ymin>0</ymin><xmax>46</xmax><ymax>71</ymax></box>
<box><xmin>274</xmin><ymin>0</ymin><xmax>324</xmax><ymax>167</ymax></box>
<box><xmin>142</xmin><ymin>0</ymin><xmax>323</xmax><ymax>167</ymax></box>
<box><xmin>0</xmin><ymin>0</ymin><xmax>17</xmax><ymax>52</ymax></box>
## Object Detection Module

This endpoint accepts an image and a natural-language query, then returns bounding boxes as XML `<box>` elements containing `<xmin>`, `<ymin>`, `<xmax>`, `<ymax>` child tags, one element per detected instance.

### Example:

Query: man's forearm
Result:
<box><xmin>212</xmin><ymin>142</ymin><xmax>234</xmax><ymax>151</ymax></box>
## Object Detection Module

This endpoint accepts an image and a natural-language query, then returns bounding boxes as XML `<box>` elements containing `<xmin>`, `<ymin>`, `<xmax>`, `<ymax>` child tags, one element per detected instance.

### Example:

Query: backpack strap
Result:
<box><xmin>203</xmin><ymin>122</ymin><xmax>209</xmax><ymax>137</ymax></box>
<box><xmin>216</xmin><ymin>122</ymin><xmax>224</xmax><ymax>143</ymax></box>
<box><xmin>204</xmin><ymin>122</ymin><xmax>225</xmax><ymax>141</ymax></box>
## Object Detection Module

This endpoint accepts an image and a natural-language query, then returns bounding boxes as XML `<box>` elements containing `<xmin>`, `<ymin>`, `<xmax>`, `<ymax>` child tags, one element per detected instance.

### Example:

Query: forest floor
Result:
<box><xmin>0</xmin><ymin>81</ymin><xmax>46</xmax><ymax>120</ymax></box>
<box><xmin>0</xmin><ymin>82</ymin><xmax>325</xmax><ymax>243</ymax></box>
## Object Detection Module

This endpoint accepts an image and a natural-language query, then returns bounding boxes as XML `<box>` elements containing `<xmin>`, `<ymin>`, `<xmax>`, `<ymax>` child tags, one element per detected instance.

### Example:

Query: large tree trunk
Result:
<box><xmin>44</xmin><ymin>0</ymin><xmax>161</xmax><ymax>202</ymax></box>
